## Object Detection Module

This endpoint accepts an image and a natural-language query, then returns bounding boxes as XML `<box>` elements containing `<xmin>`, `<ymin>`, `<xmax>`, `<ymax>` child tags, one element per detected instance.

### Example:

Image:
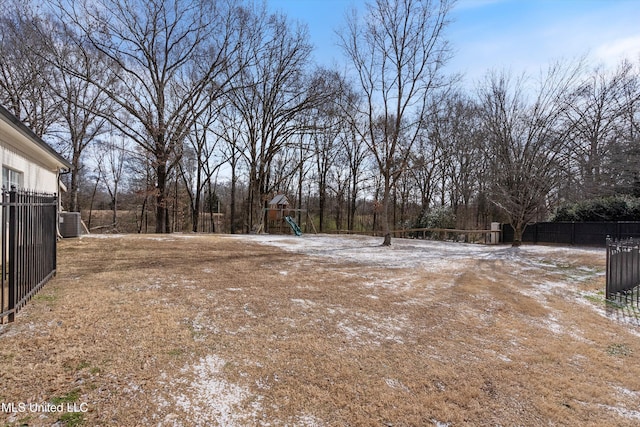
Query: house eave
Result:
<box><xmin>0</xmin><ymin>104</ymin><xmax>71</xmax><ymax>171</ymax></box>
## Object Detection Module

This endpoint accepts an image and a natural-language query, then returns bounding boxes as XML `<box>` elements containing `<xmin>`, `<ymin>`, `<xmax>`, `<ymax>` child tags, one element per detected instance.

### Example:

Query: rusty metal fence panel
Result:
<box><xmin>1</xmin><ymin>188</ymin><xmax>58</xmax><ymax>323</ymax></box>
<box><xmin>606</xmin><ymin>237</ymin><xmax>640</xmax><ymax>306</ymax></box>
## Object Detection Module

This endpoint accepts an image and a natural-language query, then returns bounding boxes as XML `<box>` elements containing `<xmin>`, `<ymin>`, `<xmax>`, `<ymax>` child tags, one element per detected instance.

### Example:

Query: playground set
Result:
<box><xmin>262</xmin><ymin>194</ymin><xmax>316</xmax><ymax>236</ymax></box>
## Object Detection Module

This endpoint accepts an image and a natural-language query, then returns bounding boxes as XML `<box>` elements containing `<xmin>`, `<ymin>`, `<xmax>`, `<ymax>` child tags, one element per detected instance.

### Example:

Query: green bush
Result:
<box><xmin>414</xmin><ymin>206</ymin><xmax>456</xmax><ymax>229</ymax></box>
<box><xmin>551</xmin><ymin>196</ymin><xmax>640</xmax><ymax>222</ymax></box>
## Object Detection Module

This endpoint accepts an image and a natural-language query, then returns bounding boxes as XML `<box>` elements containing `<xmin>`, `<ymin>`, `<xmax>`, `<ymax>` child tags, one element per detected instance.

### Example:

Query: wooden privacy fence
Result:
<box><xmin>606</xmin><ymin>237</ymin><xmax>640</xmax><ymax>307</ymax></box>
<box><xmin>0</xmin><ymin>188</ymin><xmax>58</xmax><ymax>323</ymax></box>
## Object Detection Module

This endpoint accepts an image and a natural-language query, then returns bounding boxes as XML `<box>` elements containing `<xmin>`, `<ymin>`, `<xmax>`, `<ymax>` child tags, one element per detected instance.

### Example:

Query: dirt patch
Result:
<box><xmin>1</xmin><ymin>234</ymin><xmax>639</xmax><ymax>426</ymax></box>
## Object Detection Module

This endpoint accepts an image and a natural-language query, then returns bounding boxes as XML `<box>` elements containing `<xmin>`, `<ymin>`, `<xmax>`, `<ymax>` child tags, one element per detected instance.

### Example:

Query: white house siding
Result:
<box><xmin>0</xmin><ymin>106</ymin><xmax>69</xmax><ymax>195</ymax></box>
<box><xmin>0</xmin><ymin>144</ymin><xmax>59</xmax><ymax>194</ymax></box>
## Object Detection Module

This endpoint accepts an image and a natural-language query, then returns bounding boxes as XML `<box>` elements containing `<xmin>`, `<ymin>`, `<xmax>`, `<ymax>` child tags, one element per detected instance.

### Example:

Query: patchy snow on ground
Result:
<box><xmin>230</xmin><ymin>233</ymin><xmax>604</xmax><ymax>273</ymax></box>
<box><xmin>76</xmin><ymin>233</ymin><xmax>640</xmax><ymax>425</ymax></box>
<box><xmin>231</xmin><ymin>234</ymin><xmax>630</xmax><ymax>331</ymax></box>
<box><xmin>82</xmin><ymin>232</ymin><xmax>604</xmax><ymax>271</ymax></box>
<box><xmin>159</xmin><ymin>355</ymin><xmax>262</xmax><ymax>427</ymax></box>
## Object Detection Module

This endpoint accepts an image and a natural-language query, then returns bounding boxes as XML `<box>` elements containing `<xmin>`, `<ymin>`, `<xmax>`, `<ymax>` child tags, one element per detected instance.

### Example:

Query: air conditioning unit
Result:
<box><xmin>59</xmin><ymin>212</ymin><xmax>82</xmax><ymax>238</ymax></box>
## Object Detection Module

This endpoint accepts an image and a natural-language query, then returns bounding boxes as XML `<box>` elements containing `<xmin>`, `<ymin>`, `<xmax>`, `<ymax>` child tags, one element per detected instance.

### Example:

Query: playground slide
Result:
<box><xmin>284</xmin><ymin>216</ymin><xmax>302</xmax><ymax>236</ymax></box>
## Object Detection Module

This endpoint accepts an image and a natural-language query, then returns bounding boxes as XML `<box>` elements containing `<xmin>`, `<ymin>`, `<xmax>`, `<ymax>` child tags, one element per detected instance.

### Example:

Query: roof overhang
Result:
<box><xmin>0</xmin><ymin>104</ymin><xmax>71</xmax><ymax>171</ymax></box>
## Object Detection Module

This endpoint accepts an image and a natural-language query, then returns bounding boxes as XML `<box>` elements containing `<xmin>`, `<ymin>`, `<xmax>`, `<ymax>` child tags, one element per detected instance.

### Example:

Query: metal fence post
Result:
<box><xmin>606</xmin><ymin>236</ymin><xmax>611</xmax><ymax>300</ymax></box>
<box><xmin>7</xmin><ymin>187</ymin><xmax>16</xmax><ymax>322</ymax></box>
<box><xmin>1</xmin><ymin>189</ymin><xmax>6</xmax><ymax>320</ymax></box>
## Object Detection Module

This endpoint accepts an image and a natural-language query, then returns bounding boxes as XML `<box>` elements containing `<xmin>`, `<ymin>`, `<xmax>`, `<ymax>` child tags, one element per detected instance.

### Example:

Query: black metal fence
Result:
<box><xmin>606</xmin><ymin>238</ymin><xmax>640</xmax><ymax>307</ymax></box>
<box><xmin>1</xmin><ymin>188</ymin><xmax>58</xmax><ymax>323</ymax></box>
<box><xmin>606</xmin><ymin>239</ymin><xmax>640</xmax><ymax>307</ymax></box>
<box><xmin>502</xmin><ymin>222</ymin><xmax>640</xmax><ymax>246</ymax></box>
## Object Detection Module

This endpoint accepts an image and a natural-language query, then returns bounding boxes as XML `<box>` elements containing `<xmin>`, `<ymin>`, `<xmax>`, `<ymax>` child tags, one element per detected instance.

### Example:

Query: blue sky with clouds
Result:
<box><xmin>268</xmin><ymin>0</ymin><xmax>640</xmax><ymax>85</ymax></box>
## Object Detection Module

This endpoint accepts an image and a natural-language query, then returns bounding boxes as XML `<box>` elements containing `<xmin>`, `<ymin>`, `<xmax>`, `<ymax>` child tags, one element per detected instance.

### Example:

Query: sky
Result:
<box><xmin>267</xmin><ymin>0</ymin><xmax>640</xmax><ymax>87</ymax></box>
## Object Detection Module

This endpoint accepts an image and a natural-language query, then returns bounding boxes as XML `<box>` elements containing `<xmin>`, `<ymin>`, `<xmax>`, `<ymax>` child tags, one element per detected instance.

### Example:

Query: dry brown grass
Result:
<box><xmin>1</xmin><ymin>234</ymin><xmax>640</xmax><ymax>426</ymax></box>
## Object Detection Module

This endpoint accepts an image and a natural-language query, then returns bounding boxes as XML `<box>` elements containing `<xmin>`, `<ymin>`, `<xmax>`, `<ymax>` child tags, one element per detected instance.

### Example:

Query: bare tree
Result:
<box><xmin>284</xmin><ymin>116</ymin><xmax>316</xmax><ymax>228</ymax></box>
<box><xmin>225</xmin><ymin>4</ymin><xmax>320</xmax><ymax>232</ymax></box>
<box><xmin>93</xmin><ymin>132</ymin><xmax>128</xmax><ymax>228</ymax></box>
<box><xmin>177</xmin><ymin>101</ymin><xmax>225</xmax><ymax>232</ymax></box>
<box><xmin>606</xmin><ymin>60</ymin><xmax>640</xmax><ymax>196</ymax></box>
<box><xmin>423</xmin><ymin>91</ymin><xmax>485</xmax><ymax>227</ymax></box>
<box><xmin>310</xmin><ymin>69</ymin><xmax>347</xmax><ymax>231</ymax></box>
<box><xmin>329</xmin><ymin>158</ymin><xmax>351</xmax><ymax>231</ymax></box>
<box><xmin>340</xmin><ymin>102</ymin><xmax>370</xmax><ymax>231</ymax></box>
<box><xmin>343</xmin><ymin>127</ymin><xmax>370</xmax><ymax>231</ymax></box>
<box><xmin>0</xmin><ymin>1</ymin><xmax>59</xmax><ymax>137</ymax></box>
<box><xmin>478</xmin><ymin>62</ymin><xmax>583</xmax><ymax>246</ymax></box>
<box><xmin>41</xmin><ymin>18</ymin><xmax>113</xmax><ymax>212</ymax></box>
<box><xmin>562</xmin><ymin>61</ymin><xmax>635</xmax><ymax>198</ymax></box>
<box><xmin>321</xmin><ymin>76</ymin><xmax>369</xmax><ymax>232</ymax></box>
<box><xmin>55</xmin><ymin>0</ymin><xmax>243</xmax><ymax>232</ymax></box>
<box><xmin>408</xmin><ymin>133</ymin><xmax>440</xmax><ymax>221</ymax></box>
<box><xmin>216</xmin><ymin>103</ymin><xmax>247</xmax><ymax>233</ymax></box>
<box><xmin>0</xmin><ymin>3</ymin><xmax>109</xmax><ymax>212</ymax></box>
<box><xmin>338</xmin><ymin>0</ymin><xmax>454</xmax><ymax>245</ymax></box>
<box><xmin>313</xmin><ymin>127</ymin><xmax>337</xmax><ymax>232</ymax></box>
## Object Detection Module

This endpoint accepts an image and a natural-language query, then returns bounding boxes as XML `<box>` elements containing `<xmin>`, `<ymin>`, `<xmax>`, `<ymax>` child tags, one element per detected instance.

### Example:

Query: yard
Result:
<box><xmin>1</xmin><ymin>233</ymin><xmax>640</xmax><ymax>426</ymax></box>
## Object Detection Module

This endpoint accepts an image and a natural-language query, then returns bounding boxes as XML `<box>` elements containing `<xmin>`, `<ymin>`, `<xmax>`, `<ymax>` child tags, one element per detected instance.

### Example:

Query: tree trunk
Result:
<box><xmin>207</xmin><ymin>179</ymin><xmax>215</xmax><ymax>233</ymax></box>
<box><xmin>512</xmin><ymin>222</ymin><xmax>524</xmax><ymax>247</ymax></box>
<box><xmin>155</xmin><ymin>162</ymin><xmax>167</xmax><ymax>233</ymax></box>
<box><xmin>87</xmin><ymin>175</ymin><xmax>99</xmax><ymax>230</ymax></box>
<box><xmin>318</xmin><ymin>183</ymin><xmax>325</xmax><ymax>232</ymax></box>
<box><xmin>111</xmin><ymin>192</ymin><xmax>117</xmax><ymax>227</ymax></box>
<box><xmin>191</xmin><ymin>192</ymin><xmax>200</xmax><ymax>233</ymax></box>
<box><xmin>249</xmin><ymin>175</ymin><xmax>264</xmax><ymax>233</ymax></box>
<box><xmin>70</xmin><ymin>158</ymin><xmax>80</xmax><ymax>212</ymax></box>
<box><xmin>138</xmin><ymin>196</ymin><xmax>147</xmax><ymax>234</ymax></box>
<box><xmin>297</xmin><ymin>165</ymin><xmax>303</xmax><ymax>227</ymax></box>
<box><xmin>247</xmin><ymin>163</ymin><xmax>258</xmax><ymax>233</ymax></box>
<box><xmin>209</xmin><ymin>189</ymin><xmax>216</xmax><ymax>233</ymax></box>
<box><xmin>297</xmin><ymin>136</ymin><xmax>304</xmax><ymax>226</ymax></box>
<box><xmin>349</xmin><ymin>174</ymin><xmax>358</xmax><ymax>231</ymax></box>
<box><xmin>381</xmin><ymin>177</ymin><xmax>392</xmax><ymax>246</ymax></box>
<box><xmin>190</xmin><ymin>162</ymin><xmax>202</xmax><ymax>232</ymax></box>
<box><xmin>230</xmin><ymin>162</ymin><xmax>237</xmax><ymax>234</ymax></box>
<box><xmin>334</xmin><ymin>195</ymin><xmax>343</xmax><ymax>231</ymax></box>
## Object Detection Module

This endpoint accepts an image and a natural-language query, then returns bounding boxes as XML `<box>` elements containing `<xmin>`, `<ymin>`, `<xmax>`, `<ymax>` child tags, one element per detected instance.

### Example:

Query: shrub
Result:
<box><xmin>551</xmin><ymin>196</ymin><xmax>640</xmax><ymax>222</ymax></box>
<box><xmin>414</xmin><ymin>206</ymin><xmax>456</xmax><ymax>229</ymax></box>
